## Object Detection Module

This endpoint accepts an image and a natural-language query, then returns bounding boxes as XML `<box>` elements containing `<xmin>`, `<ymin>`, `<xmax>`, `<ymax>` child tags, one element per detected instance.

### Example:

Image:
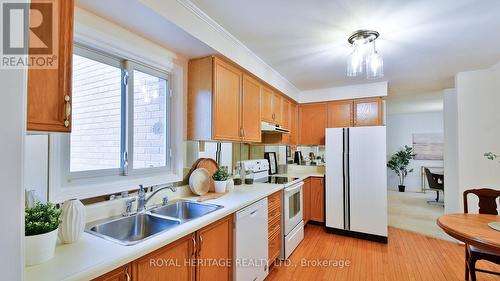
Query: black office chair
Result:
<box><xmin>424</xmin><ymin>168</ymin><xmax>444</xmax><ymax>204</ymax></box>
<box><xmin>463</xmin><ymin>188</ymin><xmax>500</xmax><ymax>281</ymax></box>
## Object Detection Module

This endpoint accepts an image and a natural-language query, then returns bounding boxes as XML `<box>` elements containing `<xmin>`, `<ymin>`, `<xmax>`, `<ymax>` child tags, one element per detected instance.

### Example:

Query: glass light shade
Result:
<box><xmin>346</xmin><ymin>45</ymin><xmax>363</xmax><ymax>77</ymax></box>
<box><xmin>366</xmin><ymin>50</ymin><xmax>384</xmax><ymax>79</ymax></box>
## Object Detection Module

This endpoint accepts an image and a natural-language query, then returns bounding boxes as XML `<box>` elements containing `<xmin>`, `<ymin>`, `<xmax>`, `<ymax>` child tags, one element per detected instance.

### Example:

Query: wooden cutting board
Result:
<box><xmin>186</xmin><ymin>158</ymin><xmax>219</xmax><ymax>192</ymax></box>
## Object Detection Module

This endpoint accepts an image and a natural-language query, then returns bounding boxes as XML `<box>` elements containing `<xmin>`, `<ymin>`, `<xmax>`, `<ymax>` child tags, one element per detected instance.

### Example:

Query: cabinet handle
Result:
<box><xmin>124</xmin><ymin>267</ymin><xmax>131</xmax><ymax>281</ymax></box>
<box><xmin>64</xmin><ymin>95</ymin><xmax>71</xmax><ymax>127</ymax></box>
<box><xmin>272</xmin><ymin>113</ymin><xmax>275</xmax><ymax>120</ymax></box>
<box><xmin>191</xmin><ymin>234</ymin><xmax>197</xmax><ymax>257</ymax></box>
<box><xmin>197</xmin><ymin>235</ymin><xmax>203</xmax><ymax>256</ymax></box>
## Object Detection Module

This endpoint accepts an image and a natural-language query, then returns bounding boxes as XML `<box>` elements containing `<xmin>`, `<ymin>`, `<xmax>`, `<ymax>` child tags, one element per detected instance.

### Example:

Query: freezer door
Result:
<box><xmin>348</xmin><ymin>126</ymin><xmax>388</xmax><ymax>237</ymax></box>
<box><xmin>325</xmin><ymin>128</ymin><xmax>345</xmax><ymax>229</ymax></box>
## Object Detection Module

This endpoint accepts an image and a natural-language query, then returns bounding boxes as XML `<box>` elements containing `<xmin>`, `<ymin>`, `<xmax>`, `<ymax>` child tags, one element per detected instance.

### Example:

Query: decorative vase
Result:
<box><xmin>58</xmin><ymin>199</ymin><xmax>86</xmax><ymax>244</ymax></box>
<box><xmin>25</xmin><ymin>228</ymin><xmax>58</xmax><ymax>266</ymax></box>
<box><xmin>398</xmin><ymin>185</ymin><xmax>406</xmax><ymax>192</ymax></box>
<box><xmin>214</xmin><ymin>180</ymin><xmax>227</xmax><ymax>193</ymax></box>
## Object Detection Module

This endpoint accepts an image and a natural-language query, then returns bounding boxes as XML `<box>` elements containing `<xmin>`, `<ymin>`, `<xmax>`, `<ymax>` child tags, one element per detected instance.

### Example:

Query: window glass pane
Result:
<box><xmin>133</xmin><ymin>70</ymin><xmax>168</xmax><ymax>169</ymax></box>
<box><xmin>70</xmin><ymin>54</ymin><xmax>122</xmax><ymax>172</ymax></box>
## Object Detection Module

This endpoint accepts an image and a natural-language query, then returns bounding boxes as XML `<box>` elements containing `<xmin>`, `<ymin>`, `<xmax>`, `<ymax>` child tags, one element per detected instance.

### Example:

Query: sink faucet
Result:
<box><xmin>137</xmin><ymin>184</ymin><xmax>177</xmax><ymax>212</ymax></box>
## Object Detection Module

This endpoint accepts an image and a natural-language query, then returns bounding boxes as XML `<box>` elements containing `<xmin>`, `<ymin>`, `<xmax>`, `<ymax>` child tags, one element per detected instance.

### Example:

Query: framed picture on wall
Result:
<box><xmin>412</xmin><ymin>133</ymin><xmax>444</xmax><ymax>160</ymax></box>
<box><xmin>264</xmin><ymin>152</ymin><xmax>278</xmax><ymax>175</ymax></box>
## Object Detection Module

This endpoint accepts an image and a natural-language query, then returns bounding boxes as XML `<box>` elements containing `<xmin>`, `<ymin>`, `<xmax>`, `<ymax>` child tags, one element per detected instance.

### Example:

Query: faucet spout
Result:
<box><xmin>136</xmin><ymin>184</ymin><xmax>177</xmax><ymax>212</ymax></box>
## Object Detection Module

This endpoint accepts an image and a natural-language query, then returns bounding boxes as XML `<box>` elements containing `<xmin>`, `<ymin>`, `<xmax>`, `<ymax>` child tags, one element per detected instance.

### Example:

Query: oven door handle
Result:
<box><xmin>285</xmin><ymin>182</ymin><xmax>303</xmax><ymax>194</ymax></box>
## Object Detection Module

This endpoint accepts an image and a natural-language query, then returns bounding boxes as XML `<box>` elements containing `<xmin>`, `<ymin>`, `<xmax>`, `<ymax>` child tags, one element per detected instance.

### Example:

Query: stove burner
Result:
<box><xmin>255</xmin><ymin>176</ymin><xmax>299</xmax><ymax>184</ymax></box>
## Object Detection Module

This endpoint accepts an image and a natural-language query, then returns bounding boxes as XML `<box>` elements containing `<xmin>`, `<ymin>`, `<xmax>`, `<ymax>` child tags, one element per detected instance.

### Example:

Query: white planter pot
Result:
<box><xmin>59</xmin><ymin>199</ymin><xmax>86</xmax><ymax>244</ymax></box>
<box><xmin>214</xmin><ymin>180</ymin><xmax>227</xmax><ymax>193</ymax></box>
<box><xmin>25</xmin><ymin>228</ymin><xmax>58</xmax><ymax>266</ymax></box>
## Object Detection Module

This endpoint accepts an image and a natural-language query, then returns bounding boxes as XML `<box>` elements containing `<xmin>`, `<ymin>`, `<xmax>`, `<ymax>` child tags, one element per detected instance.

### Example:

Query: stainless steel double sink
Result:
<box><xmin>86</xmin><ymin>200</ymin><xmax>223</xmax><ymax>245</ymax></box>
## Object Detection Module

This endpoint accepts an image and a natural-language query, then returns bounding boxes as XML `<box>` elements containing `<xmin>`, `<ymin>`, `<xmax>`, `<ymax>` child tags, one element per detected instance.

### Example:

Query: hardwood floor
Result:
<box><xmin>266</xmin><ymin>225</ymin><xmax>500</xmax><ymax>281</ymax></box>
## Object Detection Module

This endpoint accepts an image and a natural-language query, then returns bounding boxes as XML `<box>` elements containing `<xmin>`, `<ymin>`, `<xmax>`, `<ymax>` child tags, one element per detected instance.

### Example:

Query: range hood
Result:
<box><xmin>261</xmin><ymin>122</ymin><xmax>289</xmax><ymax>134</ymax></box>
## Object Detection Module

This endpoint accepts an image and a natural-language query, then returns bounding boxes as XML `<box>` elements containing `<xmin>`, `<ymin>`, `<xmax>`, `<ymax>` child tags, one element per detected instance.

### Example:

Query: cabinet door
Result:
<box><xmin>354</xmin><ymin>98</ymin><xmax>383</xmax><ymax>127</ymax></box>
<box><xmin>261</xmin><ymin>87</ymin><xmax>274</xmax><ymax>123</ymax></box>
<box><xmin>272</xmin><ymin>93</ymin><xmax>283</xmax><ymax>125</ymax></box>
<box><xmin>327</xmin><ymin>100</ymin><xmax>353</xmax><ymax>128</ymax></box>
<box><xmin>242</xmin><ymin>74</ymin><xmax>262</xmax><ymax>142</ymax></box>
<box><xmin>132</xmin><ymin>234</ymin><xmax>195</xmax><ymax>281</ymax></box>
<box><xmin>281</xmin><ymin>99</ymin><xmax>291</xmax><ymax>144</ymax></box>
<box><xmin>310</xmin><ymin>177</ymin><xmax>325</xmax><ymax>223</ymax></box>
<box><xmin>303</xmin><ymin>178</ymin><xmax>311</xmax><ymax>224</ymax></box>
<box><xmin>213</xmin><ymin>59</ymin><xmax>242</xmax><ymax>141</ymax></box>
<box><xmin>92</xmin><ymin>265</ymin><xmax>131</xmax><ymax>281</ymax></box>
<box><xmin>290</xmin><ymin>103</ymin><xmax>298</xmax><ymax>145</ymax></box>
<box><xmin>196</xmin><ymin>216</ymin><xmax>233</xmax><ymax>281</ymax></box>
<box><xmin>27</xmin><ymin>0</ymin><xmax>74</xmax><ymax>132</ymax></box>
<box><xmin>299</xmin><ymin>103</ymin><xmax>327</xmax><ymax>145</ymax></box>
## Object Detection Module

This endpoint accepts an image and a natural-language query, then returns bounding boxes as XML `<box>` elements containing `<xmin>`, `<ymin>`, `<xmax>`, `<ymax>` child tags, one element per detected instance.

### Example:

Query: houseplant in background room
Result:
<box><xmin>25</xmin><ymin>202</ymin><xmax>62</xmax><ymax>266</ymax></box>
<box><xmin>387</xmin><ymin>145</ymin><xmax>416</xmax><ymax>192</ymax></box>
<box><xmin>212</xmin><ymin>168</ymin><xmax>229</xmax><ymax>193</ymax></box>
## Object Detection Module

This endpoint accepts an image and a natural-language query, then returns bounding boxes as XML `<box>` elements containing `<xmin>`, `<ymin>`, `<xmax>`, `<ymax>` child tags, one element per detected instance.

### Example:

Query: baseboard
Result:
<box><xmin>307</xmin><ymin>220</ymin><xmax>325</xmax><ymax>226</ymax></box>
<box><xmin>326</xmin><ymin>227</ymin><xmax>388</xmax><ymax>244</ymax></box>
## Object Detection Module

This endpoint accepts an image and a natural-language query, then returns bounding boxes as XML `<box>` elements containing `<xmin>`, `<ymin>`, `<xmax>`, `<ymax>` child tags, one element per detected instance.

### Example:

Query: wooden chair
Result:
<box><xmin>463</xmin><ymin>188</ymin><xmax>500</xmax><ymax>281</ymax></box>
<box><xmin>424</xmin><ymin>168</ymin><xmax>444</xmax><ymax>204</ymax></box>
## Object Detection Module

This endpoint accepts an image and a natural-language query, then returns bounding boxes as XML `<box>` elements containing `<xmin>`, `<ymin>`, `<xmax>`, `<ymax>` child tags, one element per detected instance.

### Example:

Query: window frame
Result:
<box><xmin>68</xmin><ymin>45</ymin><xmax>125</xmax><ymax>179</ymax></box>
<box><xmin>56</xmin><ymin>44</ymin><xmax>173</xmax><ymax>183</ymax></box>
<box><xmin>124</xmin><ymin>61</ymin><xmax>172</xmax><ymax>176</ymax></box>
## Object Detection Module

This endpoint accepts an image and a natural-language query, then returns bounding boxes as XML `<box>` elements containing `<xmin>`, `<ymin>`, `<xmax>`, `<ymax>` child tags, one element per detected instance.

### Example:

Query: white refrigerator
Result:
<box><xmin>325</xmin><ymin>126</ymin><xmax>388</xmax><ymax>241</ymax></box>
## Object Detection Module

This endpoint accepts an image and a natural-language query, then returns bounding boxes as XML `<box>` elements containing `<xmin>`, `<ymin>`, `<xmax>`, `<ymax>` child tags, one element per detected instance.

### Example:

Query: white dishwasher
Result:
<box><xmin>234</xmin><ymin>198</ymin><xmax>269</xmax><ymax>281</ymax></box>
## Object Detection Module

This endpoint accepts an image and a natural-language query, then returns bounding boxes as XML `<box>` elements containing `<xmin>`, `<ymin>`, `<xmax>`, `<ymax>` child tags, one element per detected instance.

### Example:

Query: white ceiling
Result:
<box><xmin>190</xmin><ymin>0</ymin><xmax>500</xmax><ymax>96</ymax></box>
<box><xmin>76</xmin><ymin>0</ymin><xmax>214</xmax><ymax>58</ymax></box>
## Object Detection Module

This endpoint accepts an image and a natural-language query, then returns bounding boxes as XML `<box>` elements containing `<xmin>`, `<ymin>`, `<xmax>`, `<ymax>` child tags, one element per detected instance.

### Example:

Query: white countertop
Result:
<box><xmin>25</xmin><ymin>172</ymin><xmax>324</xmax><ymax>281</ymax></box>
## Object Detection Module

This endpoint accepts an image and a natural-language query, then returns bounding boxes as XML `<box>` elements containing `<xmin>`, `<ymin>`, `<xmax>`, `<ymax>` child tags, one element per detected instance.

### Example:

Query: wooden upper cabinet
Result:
<box><xmin>273</xmin><ymin>93</ymin><xmax>283</xmax><ymax>125</ymax></box>
<box><xmin>132</xmin><ymin>234</ymin><xmax>195</xmax><ymax>281</ymax></box>
<box><xmin>27</xmin><ymin>0</ymin><xmax>74</xmax><ymax>132</ymax></box>
<box><xmin>196</xmin><ymin>216</ymin><xmax>233</xmax><ymax>281</ymax></box>
<box><xmin>354</xmin><ymin>97</ymin><xmax>383</xmax><ymax>127</ymax></box>
<box><xmin>188</xmin><ymin>56</ymin><xmax>243</xmax><ymax>141</ymax></box>
<box><xmin>290</xmin><ymin>103</ymin><xmax>298</xmax><ymax>145</ymax></box>
<box><xmin>261</xmin><ymin>86</ymin><xmax>274</xmax><ymax>123</ymax></box>
<box><xmin>299</xmin><ymin>103</ymin><xmax>327</xmax><ymax>145</ymax></box>
<box><xmin>309</xmin><ymin>177</ymin><xmax>325</xmax><ymax>223</ymax></box>
<box><xmin>92</xmin><ymin>265</ymin><xmax>131</xmax><ymax>281</ymax></box>
<box><xmin>213</xmin><ymin>59</ymin><xmax>242</xmax><ymax>141</ymax></box>
<box><xmin>327</xmin><ymin>100</ymin><xmax>353</xmax><ymax>128</ymax></box>
<box><xmin>241</xmin><ymin>74</ymin><xmax>262</xmax><ymax>142</ymax></box>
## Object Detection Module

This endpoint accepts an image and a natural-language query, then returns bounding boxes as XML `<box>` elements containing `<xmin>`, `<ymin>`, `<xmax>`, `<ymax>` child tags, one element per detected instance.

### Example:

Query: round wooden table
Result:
<box><xmin>437</xmin><ymin>214</ymin><xmax>500</xmax><ymax>254</ymax></box>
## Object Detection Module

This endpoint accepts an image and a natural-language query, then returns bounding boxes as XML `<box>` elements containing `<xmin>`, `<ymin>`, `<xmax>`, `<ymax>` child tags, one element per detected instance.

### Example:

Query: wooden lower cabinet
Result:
<box><xmin>132</xmin><ymin>234</ymin><xmax>195</xmax><ymax>281</ymax></box>
<box><xmin>196</xmin><ymin>215</ymin><xmax>233</xmax><ymax>281</ymax></box>
<box><xmin>268</xmin><ymin>191</ymin><xmax>282</xmax><ymax>264</ymax></box>
<box><xmin>302</xmin><ymin>178</ymin><xmax>311</xmax><ymax>225</ymax></box>
<box><xmin>92</xmin><ymin>264</ymin><xmax>131</xmax><ymax>281</ymax></box>
<box><xmin>309</xmin><ymin>177</ymin><xmax>325</xmax><ymax>223</ymax></box>
<box><xmin>95</xmin><ymin>216</ymin><xmax>233</xmax><ymax>281</ymax></box>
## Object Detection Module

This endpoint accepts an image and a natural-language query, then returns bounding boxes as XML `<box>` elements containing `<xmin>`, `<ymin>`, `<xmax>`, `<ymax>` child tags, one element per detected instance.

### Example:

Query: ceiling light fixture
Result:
<box><xmin>346</xmin><ymin>30</ymin><xmax>383</xmax><ymax>79</ymax></box>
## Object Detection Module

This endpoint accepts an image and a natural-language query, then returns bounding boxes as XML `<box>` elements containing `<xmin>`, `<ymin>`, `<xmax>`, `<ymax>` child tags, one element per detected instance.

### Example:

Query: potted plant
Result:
<box><xmin>387</xmin><ymin>145</ymin><xmax>416</xmax><ymax>192</ymax></box>
<box><xmin>25</xmin><ymin>202</ymin><xmax>62</xmax><ymax>266</ymax></box>
<box><xmin>212</xmin><ymin>168</ymin><xmax>229</xmax><ymax>193</ymax></box>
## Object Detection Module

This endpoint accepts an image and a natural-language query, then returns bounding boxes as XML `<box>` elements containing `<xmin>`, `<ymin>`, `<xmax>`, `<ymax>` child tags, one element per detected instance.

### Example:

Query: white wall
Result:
<box><xmin>386</xmin><ymin>112</ymin><xmax>444</xmax><ymax>192</ymax></box>
<box><xmin>24</xmin><ymin>135</ymin><xmax>49</xmax><ymax>202</ymax></box>
<box><xmin>0</xmin><ymin>66</ymin><xmax>26</xmax><ymax>280</ymax></box>
<box><xmin>299</xmin><ymin>81</ymin><xmax>388</xmax><ymax>103</ymax></box>
<box><xmin>443</xmin><ymin>89</ymin><xmax>459</xmax><ymax>213</ymax></box>
<box><xmin>454</xmin><ymin>66</ymin><xmax>500</xmax><ymax>213</ymax></box>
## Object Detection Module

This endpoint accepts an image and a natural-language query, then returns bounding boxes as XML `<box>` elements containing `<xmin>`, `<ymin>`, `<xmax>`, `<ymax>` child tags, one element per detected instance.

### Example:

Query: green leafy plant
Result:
<box><xmin>25</xmin><ymin>202</ymin><xmax>62</xmax><ymax>236</ymax></box>
<box><xmin>212</xmin><ymin>168</ymin><xmax>229</xmax><ymax>181</ymax></box>
<box><xmin>387</xmin><ymin>145</ymin><xmax>416</xmax><ymax>186</ymax></box>
<box><xmin>484</xmin><ymin>152</ymin><xmax>499</xmax><ymax>163</ymax></box>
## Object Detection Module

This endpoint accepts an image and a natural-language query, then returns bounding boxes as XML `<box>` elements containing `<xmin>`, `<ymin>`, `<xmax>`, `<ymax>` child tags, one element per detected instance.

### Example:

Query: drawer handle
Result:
<box><xmin>124</xmin><ymin>267</ymin><xmax>130</xmax><ymax>281</ymax></box>
<box><xmin>191</xmin><ymin>234</ymin><xmax>197</xmax><ymax>257</ymax></box>
<box><xmin>64</xmin><ymin>95</ymin><xmax>71</xmax><ymax>127</ymax></box>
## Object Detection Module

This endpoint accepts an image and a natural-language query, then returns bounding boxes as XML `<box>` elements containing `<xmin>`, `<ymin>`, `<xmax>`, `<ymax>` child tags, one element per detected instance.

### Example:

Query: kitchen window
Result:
<box><xmin>53</xmin><ymin>45</ymin><xmax>172</xmax><ymax>188</ymax></box>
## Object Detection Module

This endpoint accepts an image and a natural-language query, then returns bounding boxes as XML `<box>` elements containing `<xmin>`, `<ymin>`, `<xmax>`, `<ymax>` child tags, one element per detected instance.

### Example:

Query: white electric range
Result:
<box><xmin>238</xmin><ymin>159</ymin><xmax>305</xmax><ymax>260</ymax></box>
